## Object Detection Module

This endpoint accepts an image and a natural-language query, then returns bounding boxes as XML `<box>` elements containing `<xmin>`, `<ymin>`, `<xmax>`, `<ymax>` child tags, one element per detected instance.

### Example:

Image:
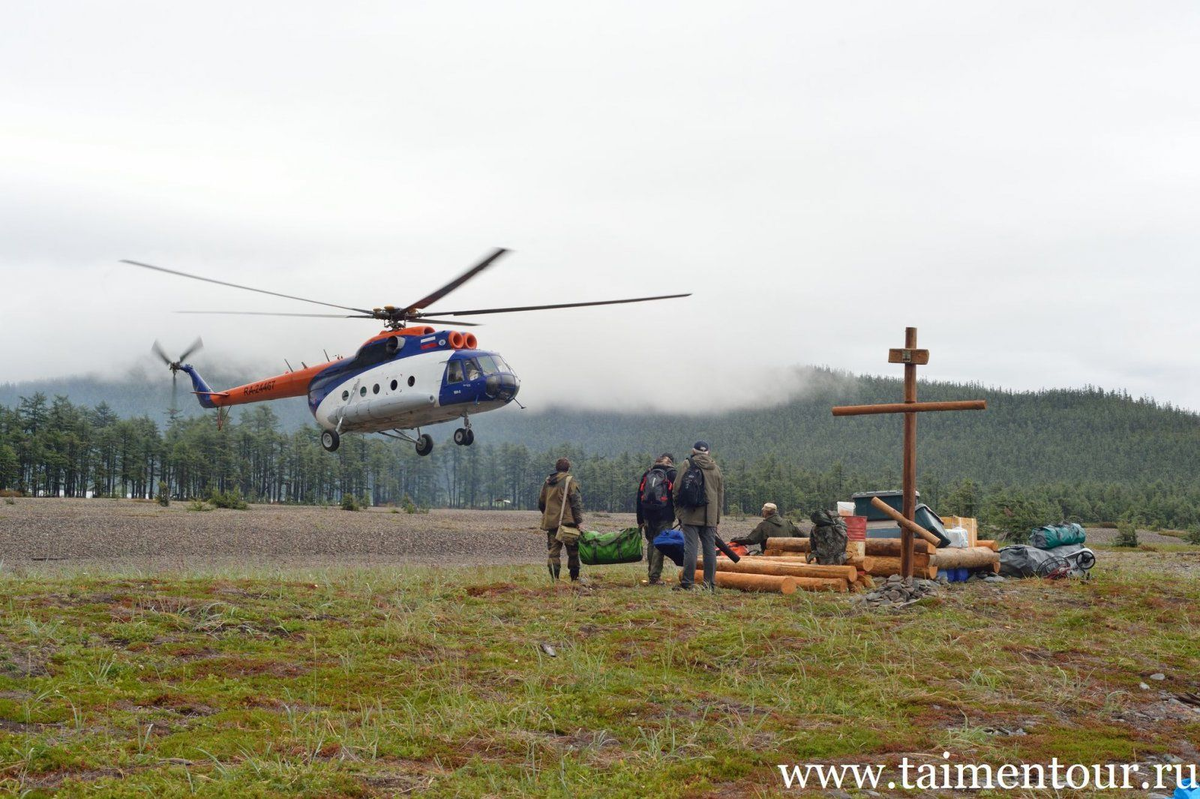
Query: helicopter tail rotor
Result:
<box><xmin>152</xmin><ymin>338</ymin><xmax>204</xmax><ymax>415</ymax></box>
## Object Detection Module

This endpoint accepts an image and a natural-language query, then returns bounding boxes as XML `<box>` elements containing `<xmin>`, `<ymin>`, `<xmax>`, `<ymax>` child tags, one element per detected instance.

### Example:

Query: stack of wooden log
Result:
<box><xmin>688</xmin><ymin>520</ymin><xmax>1002</xmax><ymax>594</ymax></box>
<box><xmin>762</xmin><ymin>536</ymin><xmax>1000</xmax><ymax>580</ymax></box>
<box><xmin>694</xmin><ymin>557</ymin><xmax>866</xmax><ymax>594</ymax></box>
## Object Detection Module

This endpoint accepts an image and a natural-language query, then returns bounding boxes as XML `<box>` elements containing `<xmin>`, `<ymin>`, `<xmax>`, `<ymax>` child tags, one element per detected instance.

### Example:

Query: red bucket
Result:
<box><xmin>844</xmin><ymin>515</ymin><xmax>867</xmax><ymax>541</ymax></box>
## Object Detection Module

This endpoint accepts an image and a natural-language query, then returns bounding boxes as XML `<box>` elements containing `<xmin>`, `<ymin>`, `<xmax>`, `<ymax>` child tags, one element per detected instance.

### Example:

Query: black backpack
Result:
<box><xmin>640</xmin><ymin>467</ymin><xmax>673</xmax><ymax>512</ymax></box>
<box><xmin>676</xmin><ymin>459</ymin><xmax>707</xmax><ymax>509</ymax></box>
<box><xmin>808</xmin><ymin>510</ymin><xmax>848</xmax><ymax>565</ymax></box>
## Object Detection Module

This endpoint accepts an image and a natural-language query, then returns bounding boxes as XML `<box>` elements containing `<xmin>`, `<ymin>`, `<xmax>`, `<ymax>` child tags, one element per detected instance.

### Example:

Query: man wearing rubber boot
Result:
<box><xmin>539</xmin><ymin>457</ymin><xmax>585</xmax><ymax>582</ymax></box>
<box><xmin>636</xmin><ymin>453</ymin><xmax>677</xmax><ymax>585</ymax></box>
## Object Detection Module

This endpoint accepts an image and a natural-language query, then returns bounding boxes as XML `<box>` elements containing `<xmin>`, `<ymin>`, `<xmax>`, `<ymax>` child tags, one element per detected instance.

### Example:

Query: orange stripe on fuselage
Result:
<box><xmin>207</xmin><ymin>360</ymin><xmax>340</xmax><ymax>407</ymax></box>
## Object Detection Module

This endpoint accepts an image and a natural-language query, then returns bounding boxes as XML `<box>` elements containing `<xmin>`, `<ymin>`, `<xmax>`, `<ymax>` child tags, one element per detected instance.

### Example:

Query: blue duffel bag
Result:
<box><xmin>653</xmin><ymin>528</ymin><xmax>686</xmax><ymax>566</ymax></box>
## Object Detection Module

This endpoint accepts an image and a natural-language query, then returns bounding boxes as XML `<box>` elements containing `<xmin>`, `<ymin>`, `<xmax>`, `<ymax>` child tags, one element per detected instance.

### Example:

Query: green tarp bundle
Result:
<box><xmin>579</xmin><ymin>527</ymin><xmax>643</xmax><ymax>565</ymax></box>
<box><xmin>1030</xmin><ymin>522</ymin><xmax>1086</xmax><ymax>550</ymax></box>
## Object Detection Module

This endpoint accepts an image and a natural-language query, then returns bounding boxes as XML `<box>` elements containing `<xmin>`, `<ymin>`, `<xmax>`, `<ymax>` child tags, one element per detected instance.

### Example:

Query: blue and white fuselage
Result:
<box><xmin>310</xmin><ymin>346</ymin><xmax>519</xmax><ymax>434</ymax></box>
<box><xmin>179</xmin><ymin>327</ymin><xmax>519</xmax><ymax>454</ymax></box>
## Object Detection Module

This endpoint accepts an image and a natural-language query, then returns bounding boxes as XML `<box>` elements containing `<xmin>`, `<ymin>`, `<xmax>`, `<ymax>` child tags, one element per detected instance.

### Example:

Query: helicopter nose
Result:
<box><xmin>485</xmin><ymin>373</ymin><xmax>520</xmax><ymax>401</ymax></box>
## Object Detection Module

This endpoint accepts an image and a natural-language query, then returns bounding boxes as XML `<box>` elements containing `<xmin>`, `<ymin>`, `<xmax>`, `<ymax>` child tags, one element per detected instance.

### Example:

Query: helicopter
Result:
<box><xmin>125</xmin><ymin>249</ymin><xmax>689</xmax><ymax>456</ymax></box>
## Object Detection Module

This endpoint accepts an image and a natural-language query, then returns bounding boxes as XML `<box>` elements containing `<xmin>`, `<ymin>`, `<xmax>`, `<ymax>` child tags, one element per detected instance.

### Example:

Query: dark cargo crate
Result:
<box><xmin>851</xmin><ymin>490</ymin><xmax>921</xmax><ymax>522</ymax></box>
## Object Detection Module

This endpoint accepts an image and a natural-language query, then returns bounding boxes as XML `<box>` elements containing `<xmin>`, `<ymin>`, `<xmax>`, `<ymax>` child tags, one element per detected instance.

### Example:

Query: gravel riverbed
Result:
<box><xmin>0</xmin><ymin>498</ymin><xmax>640</xmax><ymax>571</ymax></box>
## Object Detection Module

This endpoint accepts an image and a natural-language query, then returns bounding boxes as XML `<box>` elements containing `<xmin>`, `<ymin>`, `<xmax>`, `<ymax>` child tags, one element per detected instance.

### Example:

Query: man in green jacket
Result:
<box><xmin>671</xmin><ymin>441</ymin><xmax>725</xmax><ymax>592</ymax></box>
<box><xmin>538</xmin><ymin>457</ymin><xmax>584</xmax><ymax>582</ymax></box>
<box><xmin>731</xmin><ymin>503</ymin><xmax>799</xmax><ymax>553</ymax></box>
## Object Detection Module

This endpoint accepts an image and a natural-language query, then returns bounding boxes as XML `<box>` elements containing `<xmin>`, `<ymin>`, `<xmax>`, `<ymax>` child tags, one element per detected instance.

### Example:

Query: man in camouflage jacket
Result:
<box><xmin>539</xmin><ymin>457</ymin><xmax>584</xmax><ymax>582</ymax></box>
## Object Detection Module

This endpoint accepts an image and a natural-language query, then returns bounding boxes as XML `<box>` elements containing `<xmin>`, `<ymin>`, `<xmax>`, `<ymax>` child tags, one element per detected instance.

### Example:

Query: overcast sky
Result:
<box><xmin>2</xmin><ymin>2</ymin><xmax>1198</xmax><ymax>413</ymax></box>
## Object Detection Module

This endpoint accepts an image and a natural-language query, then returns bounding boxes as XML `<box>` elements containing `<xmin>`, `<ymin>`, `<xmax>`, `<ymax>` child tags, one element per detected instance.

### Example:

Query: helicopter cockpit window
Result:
<box><xmin>464</xmin><ymin>359</ymin><xmax>483</xmax><ymax>381</ymax></box>
<box><xmin>492</xmin><ymin>356</ymin><xmax>511</xmax><ymax>373</ymax></box>
<box><xmin>476</xmin><ymin>355</ymin><xmax>499</xmax><ymax>374</ymax></box>
<box><xmin>447</xmin><ymin>361</ymin><xmax>464</xmax><ymax>384</ymax></box>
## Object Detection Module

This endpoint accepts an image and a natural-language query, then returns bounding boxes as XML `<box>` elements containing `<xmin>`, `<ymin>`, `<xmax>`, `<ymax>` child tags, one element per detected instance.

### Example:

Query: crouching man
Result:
<box><xmin>539</xmin><ymin>457</ymin><xmax>584</xmax><ymax>582</ymax></box>
<box><xmin>730</xmin><ymin>502</ymin><xmax>798</xmax><ymax>554</ymax></box>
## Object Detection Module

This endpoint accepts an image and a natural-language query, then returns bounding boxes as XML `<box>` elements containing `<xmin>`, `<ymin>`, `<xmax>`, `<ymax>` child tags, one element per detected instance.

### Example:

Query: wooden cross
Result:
<box><xmin>831</xmin><ymin>327</ymin><xmax>987</xmax><ymax>578</ymax></box>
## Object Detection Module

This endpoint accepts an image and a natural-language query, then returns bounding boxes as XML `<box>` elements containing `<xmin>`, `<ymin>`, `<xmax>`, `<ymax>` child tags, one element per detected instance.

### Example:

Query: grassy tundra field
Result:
<box><xmin>0</xmin><ymin>501</ymin><xmax>1198</xmax><ymax>796</ymax></box>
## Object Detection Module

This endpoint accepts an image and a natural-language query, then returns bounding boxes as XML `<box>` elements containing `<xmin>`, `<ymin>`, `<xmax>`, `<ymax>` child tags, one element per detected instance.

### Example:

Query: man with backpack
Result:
<box><xmin>538</xmin><ymin>457</ymin><xmax>585</xmax><ymax>582</ymax></box>
<box><xmin>730</xmin><ymin>503</ymin><xmax>799</xmax><ymax>553</ymax></box>
<box><xmin>672</xmin><ymin>441</ymin><xmax>725</xmax><ymax>592</ymax></box>
<box><xmin>636</xmin><ymin>453</ymin><xmax>677</xmax><ymax>585</ymax></box>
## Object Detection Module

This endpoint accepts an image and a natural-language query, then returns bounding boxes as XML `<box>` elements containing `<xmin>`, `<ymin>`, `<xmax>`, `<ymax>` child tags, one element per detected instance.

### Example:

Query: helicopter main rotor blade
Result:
<box><xmin>411</xmin><ymin>318</ymin><xmax>481</xmax><ymax>327</ymax></box>
<box><xmin>151</xmin><ymin>340</ymin><xmax>172</xmax><ymax>366</ymax></box>
<box><xmin>402</xmin><ymin>248</ymin><xmax>509</xmax><ymax>316</ymax></box>
<box><xmin>175</xmin><ymin>310</ymin><xmax>480</xmax><ymax>326</ymax></box>
<box><xmin>178</xmin><ymin>336</ymin><xmax>204</xmax><ymax>362</ymax></box>
<box><xmin>121</xmin><ymin>260</ymin><xmax>375</xmax><ymax>316</ymax></box>
<box><xmin>175</xmin><ymin>310</ymin><xmax>375</xmax><ymax>319</ymax></box>
<box><xmin>420</xmin><ymin>293</ymin><xmax>692</xmax><ymax>318</ymax></box>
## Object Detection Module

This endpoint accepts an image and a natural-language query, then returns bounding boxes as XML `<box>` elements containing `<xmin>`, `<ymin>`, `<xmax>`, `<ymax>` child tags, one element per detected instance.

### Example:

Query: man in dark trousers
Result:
<box><xmin>672</xmin><ymin>441</ymin><xmax>725</xmax><ymax>592</ymax></box>
<box><xmin>636</xmin><ymin>453</ymin><xmax>677</xmax><ymax>585</ymax></box>
<box><xmin>538</xmin><ymin>457</ymin><xmax>584</xmax><ymax>582</ymax></box>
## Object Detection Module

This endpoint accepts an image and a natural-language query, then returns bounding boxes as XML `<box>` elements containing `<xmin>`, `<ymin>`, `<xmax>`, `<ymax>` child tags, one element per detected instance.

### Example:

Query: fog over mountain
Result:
<box><xmin>6</xmin><ymin>363</ymin><xmax>1198</xmax><ymax>491</ymax></box>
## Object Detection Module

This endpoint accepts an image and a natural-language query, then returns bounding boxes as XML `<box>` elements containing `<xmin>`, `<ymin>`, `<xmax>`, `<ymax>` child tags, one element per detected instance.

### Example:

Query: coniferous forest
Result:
<box><xmin>4</xmin><ymin>367</ymin><xmax>1200</xmax><ymax>539</ymax></box>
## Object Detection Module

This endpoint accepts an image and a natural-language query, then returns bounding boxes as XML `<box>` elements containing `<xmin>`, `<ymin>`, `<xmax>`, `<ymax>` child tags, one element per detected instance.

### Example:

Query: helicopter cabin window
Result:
<box><xmin>372</xmin><ymin>383</ymin><xmax>380</xmax><ymax>395</ymax></box>
<box><xmin>447</xmin><ymin>361</ymin><xmax>464</xmax><ymax>384</ymax></box>
<box><xmin>360</xmin><ymin>386</ymin><xmax>367</xmax><ymax>397</ymax></box>
<box><xmin>390</xmin><ymin>379</ymin><xmax>398</xmax><ymax>391</ymax></box>
<box><xmin>342</xmin><ymin>390</ymin><xmax>349</xmax><ymax>401</ymax></box>
<box><xmin>476</xmin><ymin>355</ymin><xmax>499</xmax><ymax>374</ymax></box>
<box><xmin>407</xmin><ymin>376</ymin><xmax>416</xmax><ymax>387</ymax></box>
<box><xmin>464</xmin><ymin>359</ymin><xmax>483</xmax><ymax>381</ymax></box>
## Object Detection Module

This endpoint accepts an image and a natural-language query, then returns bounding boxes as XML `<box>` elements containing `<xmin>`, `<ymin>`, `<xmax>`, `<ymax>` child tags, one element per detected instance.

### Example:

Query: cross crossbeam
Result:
<box><xmin>831</xmin><ymin>327</ymin><xmax>987</xmax><ymax>578</ymax></box>
<box><xmin>831</xmin><ymin>400</ymin><xmax>986</xmax><ymax>417</ymax></box>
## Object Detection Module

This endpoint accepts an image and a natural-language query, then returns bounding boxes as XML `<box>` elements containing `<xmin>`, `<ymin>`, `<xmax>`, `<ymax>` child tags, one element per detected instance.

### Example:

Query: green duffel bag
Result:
<box><xmin>1029</xmin><ymin>522</ymin><xmax>1086</xmax><ymax>550</ymax></box>
<box><xmin>579</xmin><ymin>527</ymin><xmax>644</xmax><ymax>566</ymax></box>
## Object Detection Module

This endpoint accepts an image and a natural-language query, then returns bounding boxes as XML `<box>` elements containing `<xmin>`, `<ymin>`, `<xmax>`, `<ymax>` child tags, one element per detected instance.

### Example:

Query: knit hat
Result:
<box><xmin>692</xmin><ymin>441</ymin><xmax>710</xmax><ymax>453</ymax></box>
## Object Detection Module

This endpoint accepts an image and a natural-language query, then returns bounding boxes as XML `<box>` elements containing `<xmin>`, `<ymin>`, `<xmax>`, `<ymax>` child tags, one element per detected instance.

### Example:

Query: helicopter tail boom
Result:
<box><xmin>179</xmin><ymin>361</ymin><xmax>337</xmax><ymax>409</ymax></box>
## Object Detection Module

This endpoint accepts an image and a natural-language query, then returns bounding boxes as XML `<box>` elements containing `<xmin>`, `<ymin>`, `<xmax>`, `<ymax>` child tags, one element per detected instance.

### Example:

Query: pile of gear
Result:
<box><xmin>999</xmin><ymin>523</ymin><xmax>1096</xmax><ymax>579</ymax></box>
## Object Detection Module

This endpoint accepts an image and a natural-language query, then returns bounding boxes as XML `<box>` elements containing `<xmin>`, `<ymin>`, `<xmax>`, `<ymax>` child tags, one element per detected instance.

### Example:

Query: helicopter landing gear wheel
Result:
<box><xmin>465</xmin><ymin>429</ymin><xmax>475</xmax><ymax>446</ymax></box>
<box><xmin>453</xmin><ymin>427</ymin><xmax>475</xmax><ymax>446</ymax></box>
<box><xmin>415</xmin><ymin>434</ymin><xmax>434</xmax><ymax>457</ymax></box>
<box><xmin>321</xmin><ymin>430</ymin><xmax>340</xmax><ymax>452</ymax></box>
